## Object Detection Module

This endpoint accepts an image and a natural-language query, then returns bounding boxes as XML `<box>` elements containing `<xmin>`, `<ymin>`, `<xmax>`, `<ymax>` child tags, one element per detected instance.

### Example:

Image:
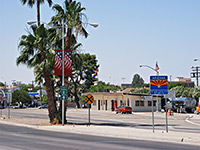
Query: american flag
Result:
<box><xmin>54</xmin><ymin>49</ymin><xmax>72</xmax><ymax>76</ymax></box>
<box><xmin>155</xmin><ymin>62</ymin><xmax>159</xmax><ymax>71</ymax></box>
<box><xmin>64</xmin><ymin>51</ymin><xmax>72</xmax><ymax>71</ymax></box>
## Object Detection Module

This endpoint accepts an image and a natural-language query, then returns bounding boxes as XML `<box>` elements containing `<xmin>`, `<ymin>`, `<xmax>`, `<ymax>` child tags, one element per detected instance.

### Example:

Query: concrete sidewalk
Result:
<box><xmin>0</xmin><ymin>110</ymin><xmax>200</xmax><ymax>147</ymax></box>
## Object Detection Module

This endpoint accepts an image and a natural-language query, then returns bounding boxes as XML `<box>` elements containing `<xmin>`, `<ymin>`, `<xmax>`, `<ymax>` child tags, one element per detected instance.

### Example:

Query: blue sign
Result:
<box><xmin>150</xmin><ymin>76</ymin><xmax>168</xmax><ymax>95</ymax></box>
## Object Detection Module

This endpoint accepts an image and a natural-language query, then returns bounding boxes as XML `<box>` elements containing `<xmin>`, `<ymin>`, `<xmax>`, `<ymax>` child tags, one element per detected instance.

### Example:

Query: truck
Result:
<box><xmin>170</xmin><ymin>97</ymin><xmax>196</xmax><ymax>113</ymax></box>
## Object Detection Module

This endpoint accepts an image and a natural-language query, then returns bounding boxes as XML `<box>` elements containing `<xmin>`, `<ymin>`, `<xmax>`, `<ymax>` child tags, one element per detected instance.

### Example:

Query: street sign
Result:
<box><xmin>60</xmin><ymin>86</ymin><xmax>67</xmax><ymax>95</ymax></box>
<box><xmin>61</xmin><ymin>95</ymin><xmax>67</xmax><ymax>100</ymax></box>
<box><xmin>85</xmin><ymin>94</ymin><xmax>94</xmax><ymax>104</ymax></box>
<box><xmin>150</xmin><ymin>76</ymin><xmax>168</xmax><ymax>95</ymax></box>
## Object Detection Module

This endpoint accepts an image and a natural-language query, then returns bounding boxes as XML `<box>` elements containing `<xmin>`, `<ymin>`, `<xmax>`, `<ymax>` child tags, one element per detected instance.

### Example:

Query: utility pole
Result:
<box><xmin>191</xmin><ymin>66</ymin><xmax>200</xmax><ymax>86</ymax></box>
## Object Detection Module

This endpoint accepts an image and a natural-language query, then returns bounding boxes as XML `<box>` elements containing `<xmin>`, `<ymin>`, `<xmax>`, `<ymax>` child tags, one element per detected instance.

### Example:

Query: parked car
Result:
<box><xmin>115</xmin><ymin>106</ymin><xmax>132</xmax><ymax>114</ymax></box>
<box><xmin>13</xmin><ymin>105</ymin><xmax>27</xmax><ymax>109</ymax></box>
<box><xmin>38</xmin><ymin>104</ymin><xmax>48</xmax><ymax>109</ymax></box>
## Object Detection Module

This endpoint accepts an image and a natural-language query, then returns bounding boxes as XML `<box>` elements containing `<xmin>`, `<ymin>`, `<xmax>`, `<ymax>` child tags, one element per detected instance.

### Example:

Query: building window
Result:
<box><xmin>140</xmin><ymin>101</ymin><xmax>144</xmax><ymax>106</ymax></box>
<box><xmin>148</xmin><ymin>101</ymin><xmax>152</xmax><ymax>106</ymax></box>
<box><xmin>135</xmin><ymin>100</ymin><xmax>144</xmax><ymax>107</ymax></box>
<box><xmin>135</xmin><ymin>101</ymin><xmax>139</xmax><ymax>106</ymax></box>
<box><xmin>148</xmin><ymin>101</ymin><xmax>156</xmax><ymax>106</ymax></box>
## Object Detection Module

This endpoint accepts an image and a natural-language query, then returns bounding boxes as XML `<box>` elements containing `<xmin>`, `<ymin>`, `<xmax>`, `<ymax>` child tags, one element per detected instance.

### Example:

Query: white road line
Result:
<box><xmin>185</xmin><ymin>118</ymin><xmax>200</xmax><ymax>127</ymax></box>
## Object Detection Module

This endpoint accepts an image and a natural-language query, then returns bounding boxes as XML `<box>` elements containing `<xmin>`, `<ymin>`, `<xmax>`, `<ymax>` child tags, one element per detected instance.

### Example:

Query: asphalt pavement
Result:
<box><xmin>0</xmin><ymin>108</ymin><xmax>200</xmax><ymax>147</ymax></box>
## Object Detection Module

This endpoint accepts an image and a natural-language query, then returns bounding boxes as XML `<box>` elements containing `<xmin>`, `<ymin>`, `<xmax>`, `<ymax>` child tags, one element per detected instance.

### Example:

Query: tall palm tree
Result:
<box><xmin>20</xmin><ymin>0</ymin><xmax>53</xmax><ymax>26</ymax></box>
<box><xmin>17</xmin><ymin>24</ymin><xmax>58</xmax><ymax>123</ymax></box>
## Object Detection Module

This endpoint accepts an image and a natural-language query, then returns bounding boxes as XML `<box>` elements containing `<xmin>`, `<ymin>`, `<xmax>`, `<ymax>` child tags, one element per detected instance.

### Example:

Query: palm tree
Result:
<box><xmin>49</xmin><ymin>0</ymin><xmax>88</xmax><ymax>123</ymax></box>
<box><xmin>17</xmin><ymin>24</ymin><xmax>58</xmax><ymax>123</ymax></box>
<box><xmin>50</xmin><ymin>0</ymin><xmax>88</xmax><ymax>49</ymax></box>
<box><xmin>20</xmin><ymin>0</ymin><xmax>53</xmax><ymax>26</ymax></box>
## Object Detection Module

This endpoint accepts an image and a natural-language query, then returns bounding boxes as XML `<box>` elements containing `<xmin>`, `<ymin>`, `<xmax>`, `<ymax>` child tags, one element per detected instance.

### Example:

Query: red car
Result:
<box><xmin>115</xmin><ymin>106</ymin><xmax>132</xmax><ymax>114</ymax></box>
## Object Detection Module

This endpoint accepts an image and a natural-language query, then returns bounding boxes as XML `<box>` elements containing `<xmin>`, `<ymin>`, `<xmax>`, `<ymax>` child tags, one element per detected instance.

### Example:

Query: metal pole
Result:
<box><xmin>165</xmin><ymin>97</ymin><xmax>168</xmax><ymax>133</ymax></box>
<box><xmin>152</xmin><ymin>98</ymin><xmax>154</xmax><ymax>133</ymax></box>
<box><xmin>157</xmin><ymin>71</ymin><xmax>159</xmax><ymax>112</ymax></box>
<box><xmin>8</xmin><ymin>93</ymin><xmax>10</xmax><ymax>119</ymax></box>
<box><xmin>88</xmin><ymin>104</ymin><xmax>90</xmax><ymax>125</ymax></box>
<box><xmin>62</xmin><ymin>18</ymin><xmax>65</xmax><ymax>126</ymax></box>
<box><xmin>196</xmin><ymin>67</ymin><xmax>199</xmax><ymax>87</ymax></box>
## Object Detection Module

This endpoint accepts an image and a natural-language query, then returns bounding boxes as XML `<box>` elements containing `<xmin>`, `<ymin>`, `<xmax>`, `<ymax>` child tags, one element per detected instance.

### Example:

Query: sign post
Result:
<box><xmin>150</xmin><ymin>75</ymin><xmax>168</xmax><ymax>133</ymax></box>
<box><xmin>85</xmin><ymin>94</ymin><xmax>94</xmax><ymax>125</ymax></box>
<box><xmin>60</xmin><ymin>86</ymin><xmax>67</xmax><ymax>126</ymax></box>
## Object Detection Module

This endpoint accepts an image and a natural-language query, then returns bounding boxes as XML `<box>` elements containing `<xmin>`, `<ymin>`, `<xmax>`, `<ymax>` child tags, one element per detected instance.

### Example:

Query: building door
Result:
<box><xmin>111</xmin><ymin>100</ymin><xmax>114</xmax><ymax>111</ymax></box>
<box><xmin>127</xmin><ymin>98</ymin><xmax>130</xmax><ymax>106</ymax></box>
<box><xmin>105</xmin><ymin>100</ymin><xmax>107</xmax><ymax>110</ymax></box>
<box><xmin>98</xmin><ymin>100</ymin><xmax>100</xmax><ymax>110</ymax></box>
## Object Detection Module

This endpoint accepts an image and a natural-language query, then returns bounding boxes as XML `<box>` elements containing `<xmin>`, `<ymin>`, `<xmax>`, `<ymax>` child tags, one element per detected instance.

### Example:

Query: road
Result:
<box><xmin>1</xmin><ymin>108</ymin><xmax>200</xmax><ymax>133</ymax></box>
<box><xmin>0</xmin><ymin>123</ymin><xmax>200</xmax><ymax>150</ymax></box>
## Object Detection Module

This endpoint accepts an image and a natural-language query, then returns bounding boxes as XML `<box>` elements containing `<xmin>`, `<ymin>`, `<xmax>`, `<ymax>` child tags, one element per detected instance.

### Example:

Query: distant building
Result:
<box><xmin>170</xmin><ymin>77</ymin><xmax>194</xmax><ymax>88</ymax></box>
<box><xmin>0</xmin><ymin>86</ymin><xmax>20</xmax><ymax>92</ymax></box>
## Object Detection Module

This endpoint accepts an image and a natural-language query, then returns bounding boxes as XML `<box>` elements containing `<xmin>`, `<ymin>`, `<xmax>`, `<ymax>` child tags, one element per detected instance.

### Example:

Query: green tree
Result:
<box><xmin>132</xmin><ymin>74</ymin><xmax>144</xmax><ymax>87</ymax></box>
<box><xmin>168</xmin><ymin>82</ymin><xmax>185</xmax><ymax>89</ymax></box>
<box><xmin>181</xmin><ymin>88</ymin><xmax>190</xmax><ymax>97</ymax></box>
<box><xmin>86</xmin><ymin>81</ymin><xmax>121</xmax><ymax>93</ymax></box>
<box><xmin>20</xmin><ymin>0</ymin><xmax>53</xmax><ymax>26</ymax></box>
<box><xmin>130</xmin><ymin>88</ymin><xmax>150</xmax><ymax>94</ymax></box>
<box><xmin>192</xmin><ymin>87</ymin><xmax>200</xmax><ymax>100</ymax></box>
<box><xmin>68</xmin><ymin>53</ymin><xmax>99</xmax><ymax>108</ymax></box>
<box><xmin>42</xmin><ymin>95</ymin><xmax>48</xmax><ymax>104</ymax></box>
<box><xmin>12</xmin><ymin>90</ymin><xmax>32</xmax><ymax>107</ymax></box>
<box><xmin>0</xmin><ymin>82</ymin><xmax>4</xmax><ymax>86</ymax></box>
<box><xmin>17</xmin><ymin>24</ymin><xmax>57</xmax><ymax>123</ymax></box>
<box><xmin>50</xmin><ymin>0</ymin><xmax>88</xmax><ymax>49</ymax></box>
<box><xmin>170</xmin><ymin>86</ymin><xmax>185</xmax><ymax>97</ymax></box>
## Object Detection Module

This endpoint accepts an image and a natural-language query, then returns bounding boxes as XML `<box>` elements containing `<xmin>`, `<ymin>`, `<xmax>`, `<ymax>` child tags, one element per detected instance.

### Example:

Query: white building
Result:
<box><xmin>83</xmin><ymin>92</ymin><xmax>162</xmax><ymax>112</ymax></box>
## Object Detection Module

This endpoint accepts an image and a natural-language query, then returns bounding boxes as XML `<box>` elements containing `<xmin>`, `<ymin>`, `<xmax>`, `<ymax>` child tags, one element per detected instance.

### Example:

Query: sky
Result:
<box><xmin>1</xmin><ymin>0</ymin><xmax>200</xmax><ymax>86</ymax></box>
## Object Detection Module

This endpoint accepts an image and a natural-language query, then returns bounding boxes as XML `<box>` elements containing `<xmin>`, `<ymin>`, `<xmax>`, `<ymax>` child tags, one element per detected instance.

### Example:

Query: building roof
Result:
<box><xmin>82</xmin><ymin>92</ymin><xmax>161</xmax><ymax>97</ymax></box>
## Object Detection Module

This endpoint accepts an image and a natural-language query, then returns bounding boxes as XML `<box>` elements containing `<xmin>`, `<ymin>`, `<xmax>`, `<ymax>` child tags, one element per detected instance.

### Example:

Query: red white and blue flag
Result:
<box><xmin>155</xmin><ymin>62</ymin><xmax>159</xmax><ymax>71</ymax></box>
<box><xmin>54</xmin><ymin>49</ymin><xmax>72</xmax><ymax>76</ymax></box>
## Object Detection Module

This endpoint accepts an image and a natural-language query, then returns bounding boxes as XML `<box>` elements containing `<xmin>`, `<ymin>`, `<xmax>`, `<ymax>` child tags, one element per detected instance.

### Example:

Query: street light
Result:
<box><xmin>139</xmin><ymin>64</ymin><xmax>159</xmax><ymax>112</ymax></box>
<box><xmin>139</xmin><ymin>65</ymin><xmax>159</xmax><ymax>75</ymax></box>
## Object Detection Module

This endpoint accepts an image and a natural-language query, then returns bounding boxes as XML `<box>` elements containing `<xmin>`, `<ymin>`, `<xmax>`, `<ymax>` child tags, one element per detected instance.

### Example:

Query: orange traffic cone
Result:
<box><xmin>196</xmin><ymin>107</ymin><xmax>199</xmax><ymax>113</ymax></box>
<box><xmin>168</xmin><ymin>109</ymin><xmax>172</xmax><ymax>116</ymax></box>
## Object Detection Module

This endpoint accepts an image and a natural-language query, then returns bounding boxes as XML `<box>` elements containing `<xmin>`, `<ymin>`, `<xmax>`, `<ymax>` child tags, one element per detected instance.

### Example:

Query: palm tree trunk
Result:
<box><xmin>65</xmin><ymin>27</ymin><xmax>72</xmax><ymax>49</ymax></box>
<box><xmin>43</xmin><ymin>69</ymin><xmax>57</xmax><ymax>123</ymax></box>
<box><xmin>37</xmin><ymin>0</ymin><xmax>40</xmax><ymax>26</ymax></box>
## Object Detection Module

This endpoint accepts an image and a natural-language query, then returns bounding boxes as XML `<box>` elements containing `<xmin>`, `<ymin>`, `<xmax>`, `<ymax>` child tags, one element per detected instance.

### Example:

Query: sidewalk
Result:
<box><xmin>1</xmin><ymin>111</ymin><xmax>200</xmax><ymax>147</ymax></box>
